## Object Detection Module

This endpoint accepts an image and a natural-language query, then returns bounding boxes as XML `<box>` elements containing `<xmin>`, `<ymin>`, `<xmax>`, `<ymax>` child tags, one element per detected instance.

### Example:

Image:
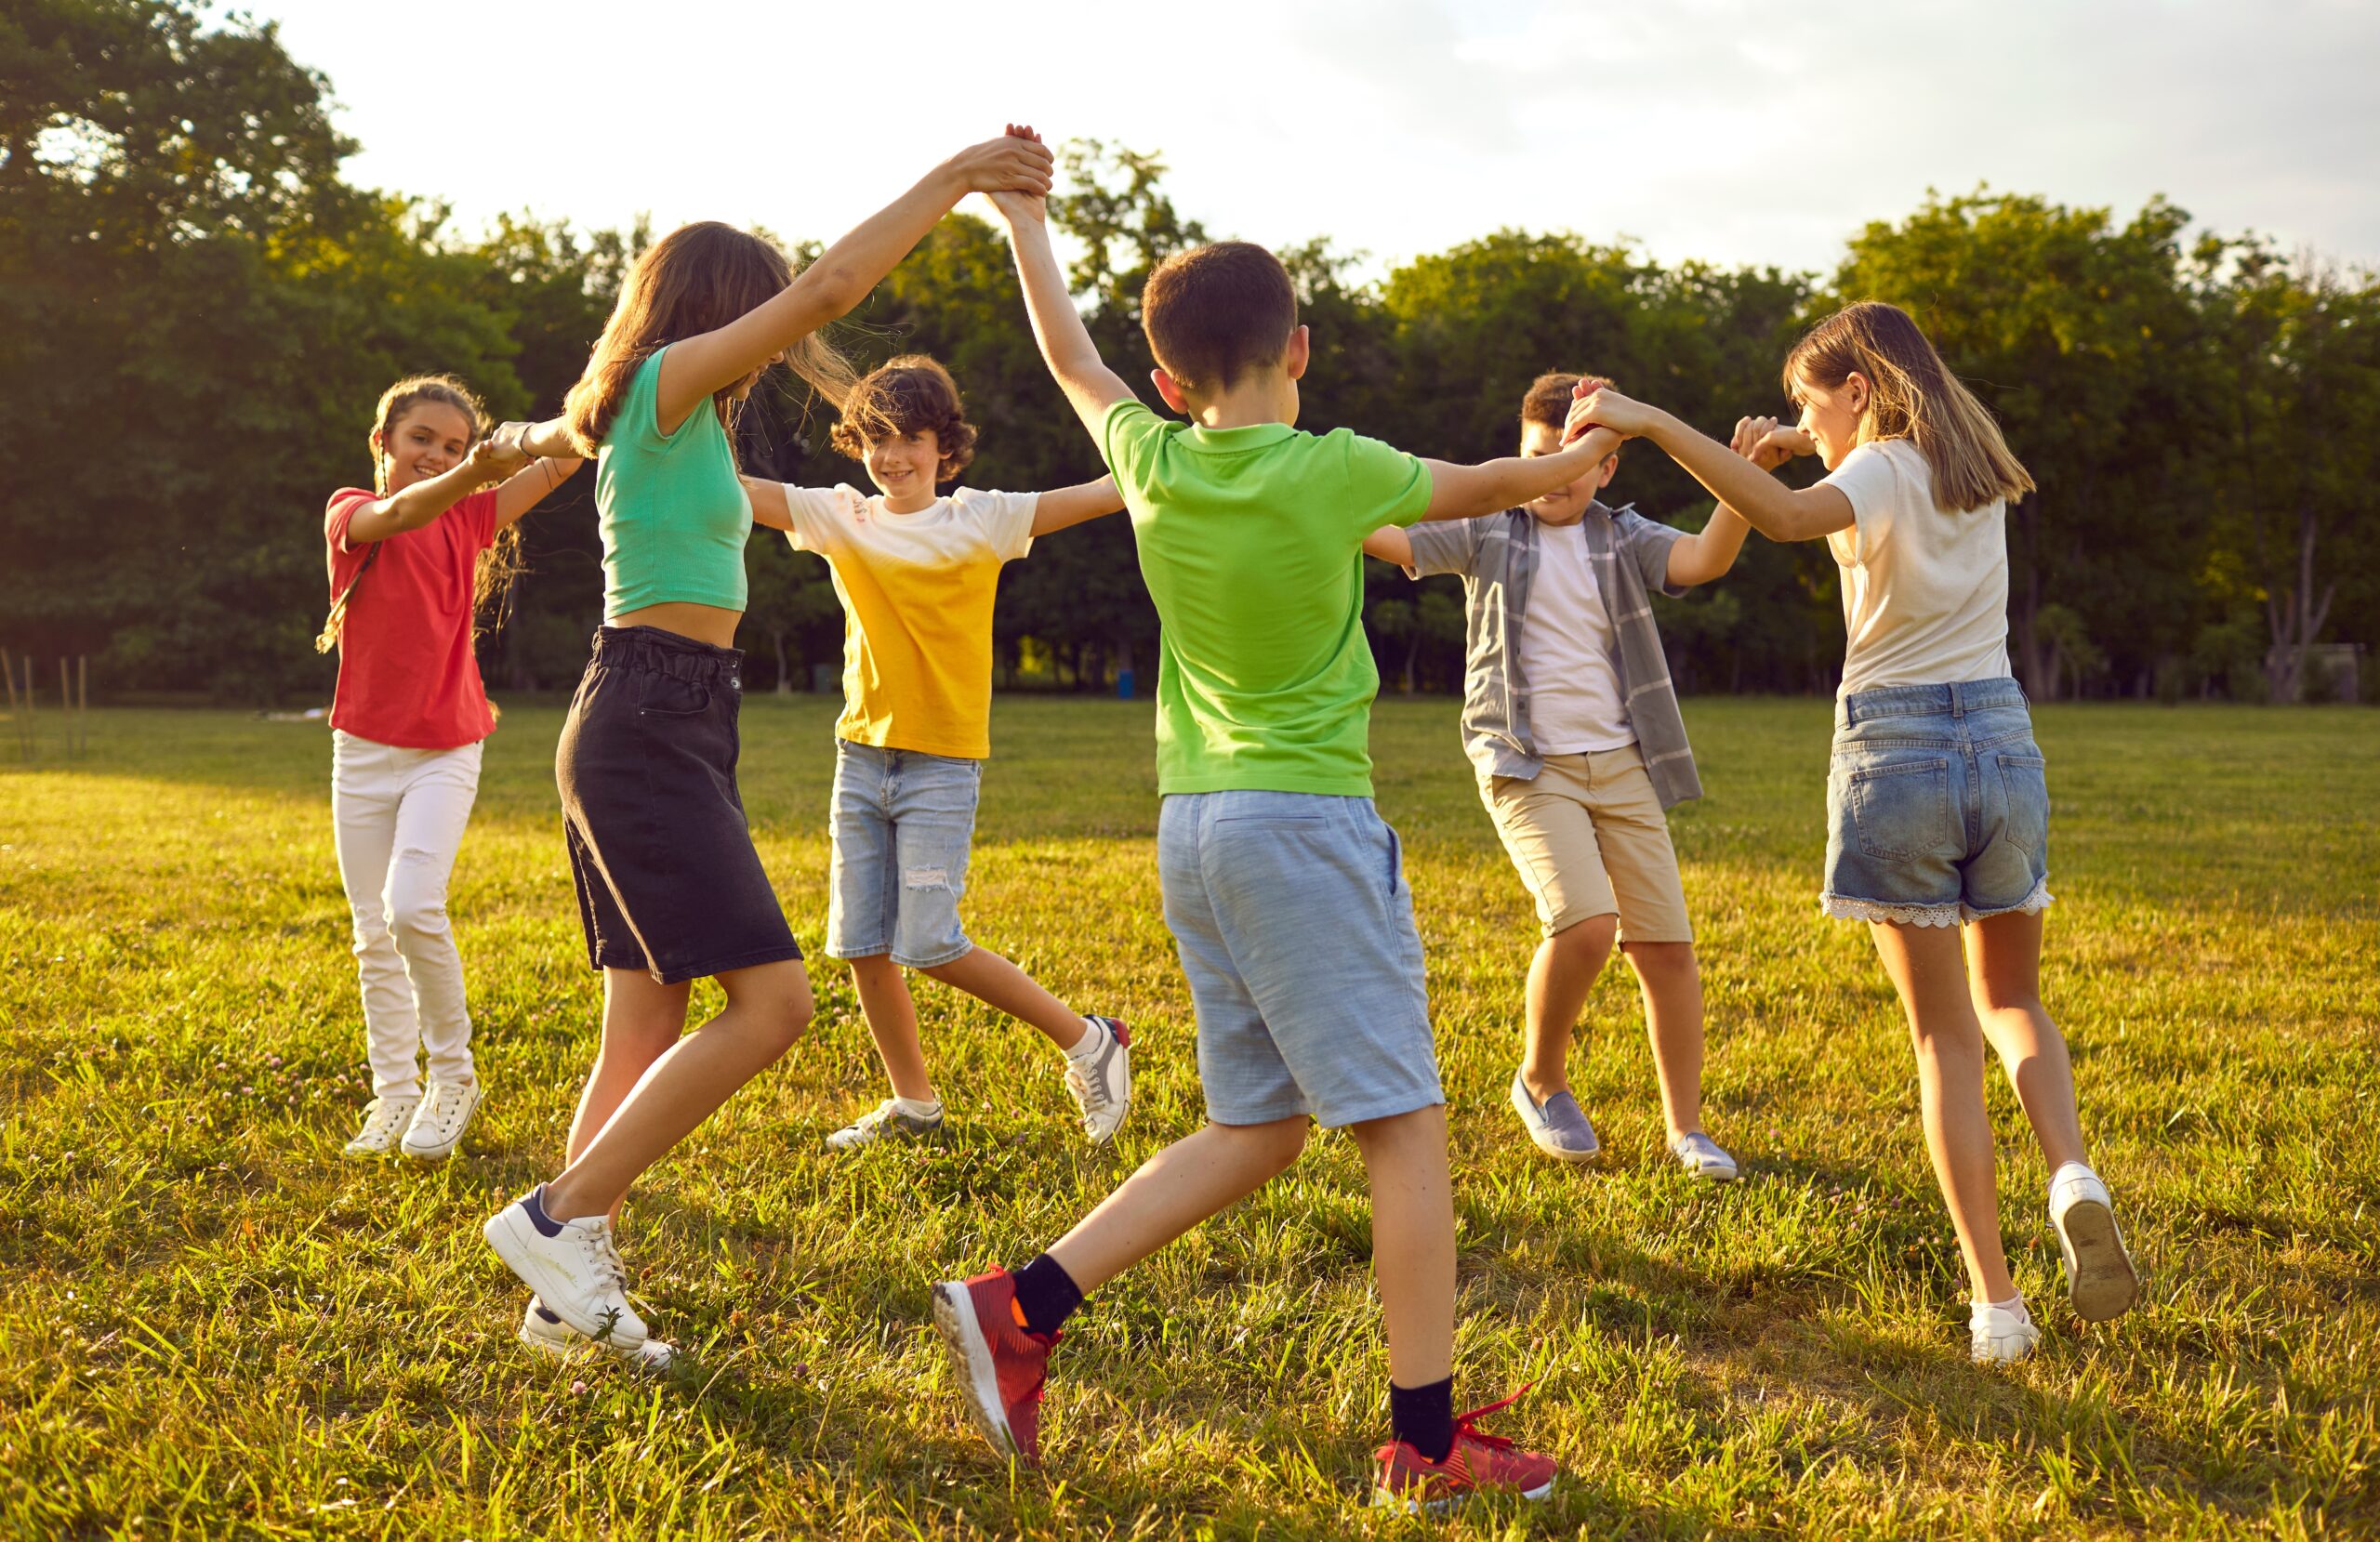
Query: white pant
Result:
<box><xmin>332</xmin><ymin>730</ymin><xmax>483</xmax><ymax>1100</ymax></box>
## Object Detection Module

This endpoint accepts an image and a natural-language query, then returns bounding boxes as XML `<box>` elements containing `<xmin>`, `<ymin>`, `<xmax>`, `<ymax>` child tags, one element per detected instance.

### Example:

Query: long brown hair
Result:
<box><xmin>1784</xmin><ymin>300</ymin><xmax>2035</xmax><ymax>513</ymax></box>
<box><xmin>562</xmin><ymin>221</ymin><xmax>856</xmax><ymax>455</ymax></box>
<box><xmin>368</xmin><ymin>375</ymin><xmax>523</xmax><ymax>639</ymax></box>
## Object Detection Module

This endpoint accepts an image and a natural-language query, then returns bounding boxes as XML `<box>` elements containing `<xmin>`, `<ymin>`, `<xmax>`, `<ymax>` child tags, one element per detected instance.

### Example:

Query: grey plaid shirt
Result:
<box><xmin>1402</xmin><ymin>502</ymin><xmax>1703</xmax><ymax>809</ymax></box>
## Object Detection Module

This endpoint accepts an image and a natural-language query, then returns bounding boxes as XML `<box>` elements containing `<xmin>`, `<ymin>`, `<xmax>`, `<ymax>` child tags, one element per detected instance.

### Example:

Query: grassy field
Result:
<box><xmin>1</xmin><ymin>696</ymin><xmax>2374</xmax><ymax>1539</ymax></box>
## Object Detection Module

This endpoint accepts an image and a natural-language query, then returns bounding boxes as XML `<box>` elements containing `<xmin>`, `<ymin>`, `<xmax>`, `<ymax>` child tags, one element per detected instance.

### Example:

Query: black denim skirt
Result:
<box><xmin>556</xmin><ymin>626</ymin><xmax>801</xmax><ymax>983</ymax></box>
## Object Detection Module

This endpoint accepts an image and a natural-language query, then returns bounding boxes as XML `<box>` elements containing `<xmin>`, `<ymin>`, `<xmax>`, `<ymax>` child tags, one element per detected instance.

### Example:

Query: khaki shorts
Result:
<box><xmin>1482</xmin><ymin>744</ymin><xmax>1694</xmax><ymax>942</ymax></box>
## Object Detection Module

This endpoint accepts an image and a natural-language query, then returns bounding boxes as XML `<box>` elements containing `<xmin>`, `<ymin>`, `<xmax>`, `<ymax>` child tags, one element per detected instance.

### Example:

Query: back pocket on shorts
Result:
<box><xmin>1994</xmin><ymin>753</ymin><xmax>2049</xmax><ymax>859</ymax></box>
<box><xmin>1845</xmin><ymin>758</ymin><xmax>1952</xmax><ymax>863</ymax></box>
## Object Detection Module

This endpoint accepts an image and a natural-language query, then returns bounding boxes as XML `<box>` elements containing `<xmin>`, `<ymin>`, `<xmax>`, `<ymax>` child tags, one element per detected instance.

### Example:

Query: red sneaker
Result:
<box><xmin>932</xmin><ymin>1268</ymin><xmax>1059</xmax><ymax>1466</ymax></box>
<box><xmin>1371</xmin><ymin>1386</ymin><xmax>1559</xmax><ymax>1511</ymax></box>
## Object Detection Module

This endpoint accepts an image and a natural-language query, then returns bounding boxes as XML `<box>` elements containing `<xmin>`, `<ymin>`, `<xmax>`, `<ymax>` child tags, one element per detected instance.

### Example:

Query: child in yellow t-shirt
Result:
<box><xmin>747</xmin><ymin>355</ymin><xmax>1131</xmax><ymax>1151</ymax></box>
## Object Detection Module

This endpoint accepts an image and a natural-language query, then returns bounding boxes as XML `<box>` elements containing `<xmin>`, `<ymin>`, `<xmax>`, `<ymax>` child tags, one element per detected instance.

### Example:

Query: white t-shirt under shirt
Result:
<box><xmin>1822</xmin><ymin>439</ymin><xmax>2012</xmax><ymax>696</ymax></box>
<box><xmin>1517</xmin><ymin>519</ymin><xmax>1633</xmax><ymax>753</ymax></box>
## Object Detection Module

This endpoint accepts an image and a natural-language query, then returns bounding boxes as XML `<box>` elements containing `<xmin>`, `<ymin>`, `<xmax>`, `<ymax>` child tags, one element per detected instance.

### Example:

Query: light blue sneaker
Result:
<box><xmin>1669</xmin><ymin>1131</ymin><xmax>1739</xmax><ymax>1182</ymax></box>
<box><xmin>1510</xmin><ymin>1073</ymin><xmax>1600</xmax><ymax>1164</ymax></box>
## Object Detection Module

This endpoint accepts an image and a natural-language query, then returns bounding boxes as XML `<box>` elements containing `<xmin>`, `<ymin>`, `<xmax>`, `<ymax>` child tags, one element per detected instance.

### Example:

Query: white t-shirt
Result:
<box><xmin>1823</xmin><ymin>440</ymin><xmax>2011</xmax><ymax>695</ymax></box>
<box><xmin>1516</xmin><ymin>520</ymin><xmax>1633</xmax><ymax>754</ymax></box>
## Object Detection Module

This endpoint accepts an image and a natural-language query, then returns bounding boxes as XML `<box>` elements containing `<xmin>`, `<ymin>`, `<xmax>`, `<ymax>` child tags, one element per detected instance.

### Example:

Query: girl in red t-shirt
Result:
<box><xmin>323</xmin><ymin>375</ymin><xmax>581</xmax><ymax>1164</ymax></box>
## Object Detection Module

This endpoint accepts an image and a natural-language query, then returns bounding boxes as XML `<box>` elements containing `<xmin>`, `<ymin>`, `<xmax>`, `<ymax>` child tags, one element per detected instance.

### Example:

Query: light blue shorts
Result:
<box><xmin>1157</xmin><ymin>790</ymin><xmax>1443</xmax><ymax>1128</ymax></box>
<box><xmin>826</xmin><ymin>741</ymin><xmax>982</xmax><ymax>968</ymax></box>
<box><xmin>1823</xmin><ymin>678</ymin><xmax>2055</xmax><ymax>927</ymax></box>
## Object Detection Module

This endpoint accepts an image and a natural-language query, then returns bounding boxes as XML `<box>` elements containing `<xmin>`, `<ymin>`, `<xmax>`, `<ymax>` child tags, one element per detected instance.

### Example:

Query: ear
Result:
<box><xmin>1283</xmin><ymin>324</ymin><xmax>1311</xmax><ymax>382</ymax></box>
<box><xmin>1151</xmin><ymin>367</ymin><xmax>1191</xmax><ymax>415</ymax></box>
<box><xmin>1844</xmin><ymin>370</ymin><xmax>1872</xmax><ymax>415</ymax></box>
<box><xmin>1596</xmin><ymin>454</ymin><xmax>1619</xmax><ymax>489</ymax></box>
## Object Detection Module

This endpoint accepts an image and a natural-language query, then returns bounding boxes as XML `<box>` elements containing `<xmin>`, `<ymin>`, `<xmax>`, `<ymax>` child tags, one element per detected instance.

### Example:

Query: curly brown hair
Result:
<box><xmin>828</xmin><ymin>355</ymin><xmax>978</xmax><ymax>481</ymax></box>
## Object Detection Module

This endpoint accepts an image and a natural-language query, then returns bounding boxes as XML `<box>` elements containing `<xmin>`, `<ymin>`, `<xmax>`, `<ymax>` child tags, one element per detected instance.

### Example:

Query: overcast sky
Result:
<box><xmin>254</xmin><ymin>0</ymin><xmax>2378</xmax><ymax>280</ymax></box>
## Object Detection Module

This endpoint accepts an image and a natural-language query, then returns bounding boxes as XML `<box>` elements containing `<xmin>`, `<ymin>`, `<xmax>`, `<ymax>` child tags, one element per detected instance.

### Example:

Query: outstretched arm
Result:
<box><xmin>991</xmin><ymin>165</ymin><xmax>1137</xmax><ymax>437</ymax></box>
<box><xmin>1417</xmin><ymin>415</ymin><xmax>1626</xmax><ymax>522</ymax></box>
<box><xmin>1361</xmin><ymin>526</ymin><xmax>1416</xmax><ymax>566</ymax></box>
<box><xmin>742</xmin><ymin>476</ymin><xmax>794</xmax><ymax>534</ymax></box>
<box><xmin>1028</xmin><ymin>476</ymin><xmax>1125</xmax><ymax>535</ymax></box>
<box><xmin>653</xmin><ymin>133</ymin><xmax>1054</xmax><ymax>433</ymax></box>
<box><xmin>493</xmin><ymin>455</ymin><xmax>585</xmax><ymax>531</ymax></box>
<box><xmin>1581</xmin><ymin>389</ymin><xmax>1850</xmax><ymax>543</ymax></box>
<box><xmin>342</xmin><ymin>437</ymin><xmax>529</xmax><ymax>543</ymax></box>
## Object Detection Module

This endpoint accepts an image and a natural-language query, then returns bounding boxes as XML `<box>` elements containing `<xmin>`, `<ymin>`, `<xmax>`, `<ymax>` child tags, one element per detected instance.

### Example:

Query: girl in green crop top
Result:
<box><xmin>477</xmin><ymin>130</ymin><xmax>1059</xmax><ymax>1362</ymax></box>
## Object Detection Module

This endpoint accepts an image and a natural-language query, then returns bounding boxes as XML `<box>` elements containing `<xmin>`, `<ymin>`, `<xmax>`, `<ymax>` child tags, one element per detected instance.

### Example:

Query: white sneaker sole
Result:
<box><xmin>2056</xmin><ymin>1197</ymin><xmax>2140</xmax><ymax>1322</ymax></box>
<box><xmin>1372</xmin><ymin>1477</ymin><xmax>1556</xmax><ymax>1512</ymax></box>
<box><xmin>519</xmin><ymin>1318</ymin><xmax>675</xmax><ymax>1372</ymax></box>
<box><xmin>930</xmin><ymin>1283</ymin><xmax>1017</xmax><ymax>1459</ymax></box>
<box><xmin>401</xmin><ymin>1122</ymin><xmax>472</xmax><ymax>1163</ymax></box>
<box><xmin>482</xmin><ymin>1208</ymin><xmax>646</xmax><ymax>1350</ymax></box>
<box><xmin>1526</xmin><ymin>1127</ymin><xmax>1602</xmax><ymax>1165</ymax></box>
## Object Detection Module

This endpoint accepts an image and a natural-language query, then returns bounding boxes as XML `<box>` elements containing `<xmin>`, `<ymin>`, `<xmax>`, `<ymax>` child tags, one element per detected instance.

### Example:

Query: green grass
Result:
<box><xmin>2</xmin><ymin>697</ymin><xmax>2374</xmax><ymax>1539</ymax></box>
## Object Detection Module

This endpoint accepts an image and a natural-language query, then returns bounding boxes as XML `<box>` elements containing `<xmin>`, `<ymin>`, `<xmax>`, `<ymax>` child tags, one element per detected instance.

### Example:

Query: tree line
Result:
<box><xmin>4</xmin><ymin>0</ymin><xmax>2373</xmax><ymax>707</ymax></box>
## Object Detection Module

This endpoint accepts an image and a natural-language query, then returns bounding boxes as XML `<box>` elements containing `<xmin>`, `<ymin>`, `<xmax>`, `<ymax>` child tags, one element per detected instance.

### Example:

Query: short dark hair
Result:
<box><xmin>1141</xmin><ymin>241</ymin><xmax>1299</xmax><ymax>398</ymax></box>
<box><xmin>1518</xmin><ymin>371</ymin><xmax>1619</xmax><ymax>459</ymax></box>
<box><xmin>829</xmin><ymin>354</ymin><xmax>977</xmax><ymax>480</ymax></box>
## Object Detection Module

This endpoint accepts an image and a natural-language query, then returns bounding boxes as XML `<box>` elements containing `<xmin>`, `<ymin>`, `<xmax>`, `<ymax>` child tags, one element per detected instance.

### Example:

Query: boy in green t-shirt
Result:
<box><xmin>927</xmin><ymin>130</ymin><xmax>1624</xmax><ymax>1510</ymax></box>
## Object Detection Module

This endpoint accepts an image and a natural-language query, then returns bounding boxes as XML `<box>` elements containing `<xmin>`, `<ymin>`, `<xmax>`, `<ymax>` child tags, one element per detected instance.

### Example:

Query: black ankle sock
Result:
<box><xmin>1390</xmin><ymin>1377</ymin><xmax>1455</xmax><ymax>1463</ymax></box>
<box><xmin>522</xmin><ymin>1184</ymin><xmax>563</xmax><ymax>1239</ymax></box>
<box><xmin>1011</xmin><ymin>1254</ymin><xmax>1083</xmax><ymax>1338</ymax></box>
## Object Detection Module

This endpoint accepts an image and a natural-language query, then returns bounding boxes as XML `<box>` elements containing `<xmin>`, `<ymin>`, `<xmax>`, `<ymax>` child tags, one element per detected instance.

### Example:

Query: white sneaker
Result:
<box><xmin>483</xmin><ymin>1189</ymin><xmax>648</xmax><ymax>1350</ymax></box>
<box><xmin>1064</xmin><ymin>1016</ymin><xmax>1132</xmax><ymax>1146</ymax></box>
<box><xmin>343</xmin><ymin>1094</ymin><xmax>420</xmax><ymax>1159</ymax></box>
<box><xmin>1970</xmin><ymin>1299</ymin><xmax>2040</xmax><ymax>1364</ymax></box>
<box><xmin>1669</xmin><ymin>1131</ymin><xmax>1739</xmax><ymax>1182</ymax></box>
<box><xmin>2048</xmin><ymin>1162</ymin><xmax>2141</xmax><ymax>1322</ymax></box>
<box><xmin>401</xmin><ymin>1077</ymin><xmax>483</xmax><ymax>1162</ymax></box>
<box><xmin>826</xmin><ymin>1098</ymin><xmax>945</xmax><ymax>1152</ymax></box>
<box><xmin>519</xmin><ymin>1296</ymin><xmax>674</xmax><ymax>1372</ymax></box>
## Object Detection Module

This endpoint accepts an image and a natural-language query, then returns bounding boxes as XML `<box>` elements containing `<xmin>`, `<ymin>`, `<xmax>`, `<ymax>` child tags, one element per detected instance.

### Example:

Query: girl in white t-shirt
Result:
<box><xmin>1575</xmin><ymin>302</ymin><xmax>2138</xmax><ymax>1364</ymax></box>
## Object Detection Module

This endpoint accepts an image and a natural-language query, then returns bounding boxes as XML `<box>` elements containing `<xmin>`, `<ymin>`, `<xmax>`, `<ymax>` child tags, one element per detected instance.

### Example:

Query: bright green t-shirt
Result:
<box><xmin>1100</xmin><ymin>399</ymin><xmax>1435</xmax><ymax>797</ymax></box>
<box><xmin>595</xmin><ymin>346</ymin><xmax>752</xmax><ymax>620</ymax></box>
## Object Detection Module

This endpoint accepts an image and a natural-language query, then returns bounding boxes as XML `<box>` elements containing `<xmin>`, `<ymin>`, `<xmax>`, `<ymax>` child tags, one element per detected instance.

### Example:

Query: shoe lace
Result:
<box><xmin>364</xmin><ymin>1099</ymin><xmax>413</xmax><ymax>1138</ymax></box>
<box><xmin>1063</xmin><ymin>1023</ymin><xmax>1111</xmax><ymax>1117</ymax></box>
<box><xmin>423</xmin><ymin>1082</ymin><xmax>468</xmax><ymax>1132</ymax></box>
<box><xmin>1448</xmin><ymin>1382</ymin><xmax>1533</xmax><ymax>1456</ymax></box>
<box><xmin>578</xmin><ymin>1220</ymin><xmax>630</xmax><ymax>1294</ymax></box>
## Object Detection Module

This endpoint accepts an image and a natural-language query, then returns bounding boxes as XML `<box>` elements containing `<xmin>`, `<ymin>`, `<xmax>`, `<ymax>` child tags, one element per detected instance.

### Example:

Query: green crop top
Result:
<box><xmin>595</xmin><ymin>346</ymin><xmax>752</xmax><ymax>618</ymax></box>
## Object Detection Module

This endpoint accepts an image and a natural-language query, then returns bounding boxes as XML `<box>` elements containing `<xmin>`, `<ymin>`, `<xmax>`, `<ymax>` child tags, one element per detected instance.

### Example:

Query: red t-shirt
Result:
<box><xmin>324</xmin><ymin>487</ymin><xmax>499</xmax><ymax>749</ymax></box>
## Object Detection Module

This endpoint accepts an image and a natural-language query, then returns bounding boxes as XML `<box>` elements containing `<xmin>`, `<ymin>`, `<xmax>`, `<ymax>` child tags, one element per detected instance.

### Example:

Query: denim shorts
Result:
<box><xmin>1158</xmin><ymin>791</ymin><xmax>1443</xmax><ymax>1128</ymax></box>
<box><xmin>556</xmin><ymin>626</ymin><xmax>801</xmax><ymax>983</ymax></box>
<box><xmin>825</xmin><ymin>740</ymin><xmax>982</xmax><ymax>969</ymax></box>
<box><xmin>1823</xmin><ymin>677</ymin><xmax>2054</xmax><ymax>928</ymax></box>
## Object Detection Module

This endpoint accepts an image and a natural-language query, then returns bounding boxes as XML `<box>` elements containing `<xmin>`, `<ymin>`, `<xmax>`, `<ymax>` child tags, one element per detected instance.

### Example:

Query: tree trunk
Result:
<box><xmin>772</xmin><ymin>628</ymin><xmax>792</xmax><ymax>695</ymax></box>
<box><xmin>2011</xmin><ymin>494</ymin><xmax>2049</xmax><ymax>697</ymax></box>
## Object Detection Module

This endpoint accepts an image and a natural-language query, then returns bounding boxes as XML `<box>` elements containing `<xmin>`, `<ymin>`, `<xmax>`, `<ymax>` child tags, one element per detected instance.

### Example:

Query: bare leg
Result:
<box><xmin>1869</xmin><ymin>921</ymin><xmax>2016</xmax><ymax>1303</ymax></box>
<box><xmin>1046</xmin><ymin>1116</ymin><xmax>1309</xmax><ymax>1290</ymax></box>
<box><xmin>920</xmin><ymin>945</ymin><xmax>1091</xmax><ymax>1052</ymax></box>
<box><xmin>564</xmin><ymin>969</ymin><xmax>693</xmax><ymax>1224</ymax></box>
<box><xmin>1964</xmin><ymin>910</ymin><xmax>2088</xmax><ymax>1173</ymax></box>
<box><xmin>1345</xmin><ymin>1104</ymin><xmax>1457</xmax><ymax>1388</ymax></box>
<box><xmin>1521</xmin><ymin>915</ymin><xmax>1616</xmax><ymax>1101</ymax></box>
<box><xmin>848</xmin><ymin>953</ymin><xmax>935</xmax><ymax>1104</ymax></box>
<box><xmin>543</xmin><ymin>958</ymin><xmax>813</xmax><ymax>1221</ymax></box>
<box><xmin>1620</xmin><ymin>941</ymin><xmax>1707</xmax><ymax>1140</ymax></box>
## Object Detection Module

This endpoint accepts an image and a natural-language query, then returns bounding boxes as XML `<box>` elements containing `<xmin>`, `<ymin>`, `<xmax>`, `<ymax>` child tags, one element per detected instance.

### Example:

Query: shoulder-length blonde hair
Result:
<box><xmin>1785</xmin><ymin>300</ymin><xmax>2035</xmax><ymax>513</ymax></box>
<box><xmin>562</xmin><ymin>221</ymin><xmax>857</xmax><ymax>455</ymax></box>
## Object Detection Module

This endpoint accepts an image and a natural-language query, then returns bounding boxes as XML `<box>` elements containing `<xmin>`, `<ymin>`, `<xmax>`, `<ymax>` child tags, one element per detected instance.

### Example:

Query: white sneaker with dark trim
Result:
<box><xmin>519</xmin><ymin>1297</ymin><xmax>674</xmax><ymax>1371</ymax></box>
<box><xmin>1064</xmin><ymin>1016</ymin><xmax>1132</xmax><ymax>1146</ymax></box>
<box><xmin>401</xmin><ymin>1077</ymin><xmax>482</xmax><ymax>1162</ymax></box>
<box><xmin>343</xmin><ymin>1094</ymin><xmax>420</xmax><ymax>1159</ymax></box>
<box><xmin>483</xmin><ymin>1190</ymin><xmax>648</xmax><ymax>1350</ymax></box>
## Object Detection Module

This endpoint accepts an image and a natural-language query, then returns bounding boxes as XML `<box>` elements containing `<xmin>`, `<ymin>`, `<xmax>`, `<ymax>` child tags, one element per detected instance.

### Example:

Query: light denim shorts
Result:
<box><xmin>826</xmin><ymin>740</ymin><xmax>982</xmax><ymax>968</ymax></box>
<box><xmin>1822</xmin><ymin>677</ymin><xmax>2054</xmax><ymax>928</ymax></box>
<box><xmin>1157</xmin><ymin>790</ymin><xmax>1443</xmax><ymax>1128</ymax></box>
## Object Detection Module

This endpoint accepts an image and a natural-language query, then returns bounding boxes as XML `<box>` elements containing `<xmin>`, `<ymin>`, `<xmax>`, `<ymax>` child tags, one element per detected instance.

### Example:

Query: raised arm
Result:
<box><xmin>653</xmin><ymin>135</ymin><xmax>1054</xmax><ymax>432</ymax></box>
<box><xmin>493</xmin><ymin>455</ymin><xmax>585</xmax><ymax>531</ymax></box>
<box><xmin>1028</xmin><ymin>476</ymin><xmax>1125</xmax><ymax>536</ymax></box>
<box><xmin>342</xmin><ymin>436</ymin><xmax>528</xmax><ymax>544</ymax></box>
<box><xmin>1418</xmin><ymin>416</ymin><xmax>1626</xmax><ymax>522</ymax></box>
<box><xmin>1581</xmin><ymin>389</ymin><xmax>1850</xmax><ymax>543</ymax></box>
<box><xmin>991</xmin><ymin>177</ymin><xmax>1137</xmax><ymax>437</ymax></box>
<box><xmin>1361</xmin><ymin>525</ymin><xmax>1415</xmax><ymax>566</ymax></box>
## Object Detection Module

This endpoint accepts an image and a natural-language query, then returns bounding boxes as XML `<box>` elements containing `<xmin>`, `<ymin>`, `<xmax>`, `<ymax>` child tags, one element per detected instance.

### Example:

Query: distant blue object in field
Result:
<box><xmin>1117</xmin><ymin>669</ymin><xmax>1135</xmax><ymax>700</ymax></box>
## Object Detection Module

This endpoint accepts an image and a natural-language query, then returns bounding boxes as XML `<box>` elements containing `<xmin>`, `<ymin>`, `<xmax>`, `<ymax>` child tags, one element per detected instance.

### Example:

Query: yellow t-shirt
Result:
<box><xmin>779</xmin><ymin>484</ymin><xmax>1039</xmax><ymax>758</ymax></box>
